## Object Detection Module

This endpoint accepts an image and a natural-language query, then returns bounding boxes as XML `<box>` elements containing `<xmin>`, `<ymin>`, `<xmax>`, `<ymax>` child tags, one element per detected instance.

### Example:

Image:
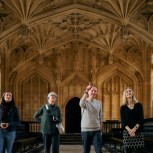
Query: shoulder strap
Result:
<box><xmin>45</xmin><ymin>104</ymin><xmax>49</xmax><ymax>110</ymax></box>
<box><xmin>45</xmin><ymin>104</ymin><xmax>52</xmax><ymax>116</ymax></box>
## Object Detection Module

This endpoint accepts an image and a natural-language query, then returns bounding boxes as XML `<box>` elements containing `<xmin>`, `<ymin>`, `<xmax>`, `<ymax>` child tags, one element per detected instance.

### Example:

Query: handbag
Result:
<box><xmin>56</xmin><ymin>123</ymin><xmax>65</xmax><ymax>134</ymax></box>
<box><xmin>45</xmin><ymin>105</ymin><xmax>65</xmax><ymax>134</ymax></box>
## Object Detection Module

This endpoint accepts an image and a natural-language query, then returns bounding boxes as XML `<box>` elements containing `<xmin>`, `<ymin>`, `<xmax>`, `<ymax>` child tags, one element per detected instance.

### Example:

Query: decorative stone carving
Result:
<box><xmin>10</xmin><ymin>47</ymin><xmax>24</xmax><ymax>68</ymax></box>
<box><xmin>18</xmin><ymin>25</ymin><xmax>31</xmax><ymax>42</ymax></box>
<box><xmin>52</xmin><ymin>13</ymin><xmax>101</xmax><ymax>33</ymax></box>
<box><xmin>0</xmin><ymin>0</ymin><xmax>152</xmax><ymax>121</ymax></box>
<box><xmin>120</xmin><ymin>25</ymin><xmax>133</xmax><ymax>40</ymax></box>
<box><xmin>0</xmin><ymin>0</ymin><xmax>9</xmax><ymax>22</ymax></box>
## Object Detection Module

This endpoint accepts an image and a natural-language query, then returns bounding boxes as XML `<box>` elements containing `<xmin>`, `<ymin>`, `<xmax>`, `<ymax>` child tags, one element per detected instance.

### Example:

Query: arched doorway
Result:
<box><xmin>65</xmin><ymin>97</ymin><xmax>81</xmax><ymax>133</ymax></box>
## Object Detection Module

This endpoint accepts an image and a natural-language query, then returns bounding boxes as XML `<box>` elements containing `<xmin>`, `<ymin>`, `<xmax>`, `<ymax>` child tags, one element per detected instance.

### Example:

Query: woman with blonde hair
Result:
<box><xmin>120</xmin><ymin>87</ymin><xmax>144</xmax><ymax>153</ymax></box>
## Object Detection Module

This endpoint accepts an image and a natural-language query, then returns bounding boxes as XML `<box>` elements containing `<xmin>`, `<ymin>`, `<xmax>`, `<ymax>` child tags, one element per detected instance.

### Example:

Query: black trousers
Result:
<box><xmin>43</xmin><ymin>134</ymin><xmax>60</xmax><ymax>153</ymax></box>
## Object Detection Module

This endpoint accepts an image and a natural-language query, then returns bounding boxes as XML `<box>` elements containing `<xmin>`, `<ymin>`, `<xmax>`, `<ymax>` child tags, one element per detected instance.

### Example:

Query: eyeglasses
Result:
<box><xmin>50</xmin><ymin>95</ymin><xmax>57</xmax><ymax>98</ymax></box>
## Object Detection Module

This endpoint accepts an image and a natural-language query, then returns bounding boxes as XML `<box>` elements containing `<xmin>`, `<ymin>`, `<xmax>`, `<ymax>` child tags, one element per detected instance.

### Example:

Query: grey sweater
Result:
<box><xmin>80</xmin><ymin>98</ymin><xmax>102</xmax><ymax>131</ymax></box>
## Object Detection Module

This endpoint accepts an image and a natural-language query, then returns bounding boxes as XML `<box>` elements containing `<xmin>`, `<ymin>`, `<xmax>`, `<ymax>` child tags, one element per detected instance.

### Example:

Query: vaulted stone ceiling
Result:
<box><xmin>0</xmin><ymin>0</ymin><xmax>153</xmax><ymax>80</ymax></box>
<box><xmin>1</xmin><ymin>0</ymin><xmax>153</xmax><ymax>120</ymax></box>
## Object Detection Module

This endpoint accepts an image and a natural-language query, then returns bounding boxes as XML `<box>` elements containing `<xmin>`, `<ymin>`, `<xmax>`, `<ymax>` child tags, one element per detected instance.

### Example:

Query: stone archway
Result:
<box><xmin>65</xmin><ymin>97</ymin><xmax>81</xmax><ymax>133</ymax></box>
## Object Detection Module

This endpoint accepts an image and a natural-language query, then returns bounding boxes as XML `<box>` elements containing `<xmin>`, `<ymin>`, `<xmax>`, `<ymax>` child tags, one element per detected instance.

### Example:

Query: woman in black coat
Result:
<box><xmin>120</xmin><ymin>87</ymin><xmax>144</xmax><ymax>153</ymax></box>
<box><xmin>0</xmin><ymin>91</ymin><xmax>20</xmax><ymax>153</ymax></box>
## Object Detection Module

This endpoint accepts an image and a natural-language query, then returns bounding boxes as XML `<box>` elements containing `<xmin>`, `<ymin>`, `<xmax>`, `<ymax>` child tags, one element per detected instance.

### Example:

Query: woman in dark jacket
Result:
<box><xmin>0</xmin><ymin>91</ymin><xmax>20</xmax><ymax>153</ymax></box>
<box><xmin>120</xmin><ymin>87</ymin><xmax>144</xmax><ymax>153</ymax></box>
<box><xmin>33</xmin><ymin>92</ymin><xmax>62</xmax><ymax>153</ymax></box>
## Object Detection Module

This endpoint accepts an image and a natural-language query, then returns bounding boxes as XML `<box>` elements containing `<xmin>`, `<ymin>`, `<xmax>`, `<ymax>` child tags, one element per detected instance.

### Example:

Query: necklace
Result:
<box><xmin>128</xmin><ymin>103</ymin><xmax>134</xmax><ymax>109</ymax></box>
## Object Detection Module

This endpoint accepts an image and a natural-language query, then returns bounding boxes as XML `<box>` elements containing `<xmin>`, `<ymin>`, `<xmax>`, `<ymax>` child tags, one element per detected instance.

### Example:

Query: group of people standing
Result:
<box><xmin>0</xmin><ymin>85</ymin><xmax>145</xmax><ymax>153</ymax></box>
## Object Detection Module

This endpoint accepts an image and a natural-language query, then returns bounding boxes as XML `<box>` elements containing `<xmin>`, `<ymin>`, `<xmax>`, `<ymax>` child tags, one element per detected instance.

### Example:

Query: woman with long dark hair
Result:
<box><xmin>0</xmin><ymin>91</ymin><xmax>20</xmax><ymax>153</ymax></box>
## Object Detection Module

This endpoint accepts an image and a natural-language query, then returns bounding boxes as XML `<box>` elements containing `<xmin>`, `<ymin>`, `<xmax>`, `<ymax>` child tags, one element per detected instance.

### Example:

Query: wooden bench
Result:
<box><xmin>109</xmin><ymin>128</ymin><xmax>123</xmax><ymax>152</ymax></box>
<box><xmin>13</xmin><ymin>137</ymin><xmax>38</xmax><ymax>153</ymax></box>
<box><xmin>143</xmin><ymin>118</ymin><xmax>153</xmax><ymax>153</ymax></box>
<box><xmin>12</xmin><ymin>121</ymin><xmax>43</xmax><ymax>153</ymax></box>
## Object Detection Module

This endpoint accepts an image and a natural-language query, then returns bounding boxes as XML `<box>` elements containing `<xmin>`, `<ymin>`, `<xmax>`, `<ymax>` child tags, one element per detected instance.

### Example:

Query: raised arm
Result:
<box><xmin>79</xmin><ymin>84</ymin><xmax>92</xmax><ymax>108</ymax></box>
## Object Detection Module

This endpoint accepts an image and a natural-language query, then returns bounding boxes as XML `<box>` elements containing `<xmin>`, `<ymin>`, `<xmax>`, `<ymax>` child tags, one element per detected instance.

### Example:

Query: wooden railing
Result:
<box><xmin>20</xmin><ymin>120</ymin><xmax>121</xmax><ymax>133</ymax></box>
<box><xmin>102</xmin><ymin>120</ymin><xmax>121</xmax><ymax>133</ymax></box>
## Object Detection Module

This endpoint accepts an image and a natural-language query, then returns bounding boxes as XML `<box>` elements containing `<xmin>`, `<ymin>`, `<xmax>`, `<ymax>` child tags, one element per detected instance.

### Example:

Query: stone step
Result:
<box><xmin>60</xmin><ymin>133</ymin><xmax>82</xmax><ymax>145</ymax></box>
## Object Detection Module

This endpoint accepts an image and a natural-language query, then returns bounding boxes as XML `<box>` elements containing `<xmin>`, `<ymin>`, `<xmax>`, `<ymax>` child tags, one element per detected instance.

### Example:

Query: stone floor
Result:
<box><xmin>40</xmin><ymin>145</ymin><xmax>111</xmax><ymax>153</ymax></box>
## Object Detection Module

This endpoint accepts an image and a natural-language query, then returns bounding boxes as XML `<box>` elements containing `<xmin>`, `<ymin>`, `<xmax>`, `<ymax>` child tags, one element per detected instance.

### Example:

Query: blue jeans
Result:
<box><xmin>81</xmin><ymin>130</ymin><xmax>102</xmax><ymax>153</ymax></box>
<box><xmin>43</xmin><ymin>134</ymin><xmax>60</xmax><ymax>153</ymax></box>
<box><xmin>0</xmin><ymin>131</ymin><xmax>16</xmax><ymax>153</ymax></box>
